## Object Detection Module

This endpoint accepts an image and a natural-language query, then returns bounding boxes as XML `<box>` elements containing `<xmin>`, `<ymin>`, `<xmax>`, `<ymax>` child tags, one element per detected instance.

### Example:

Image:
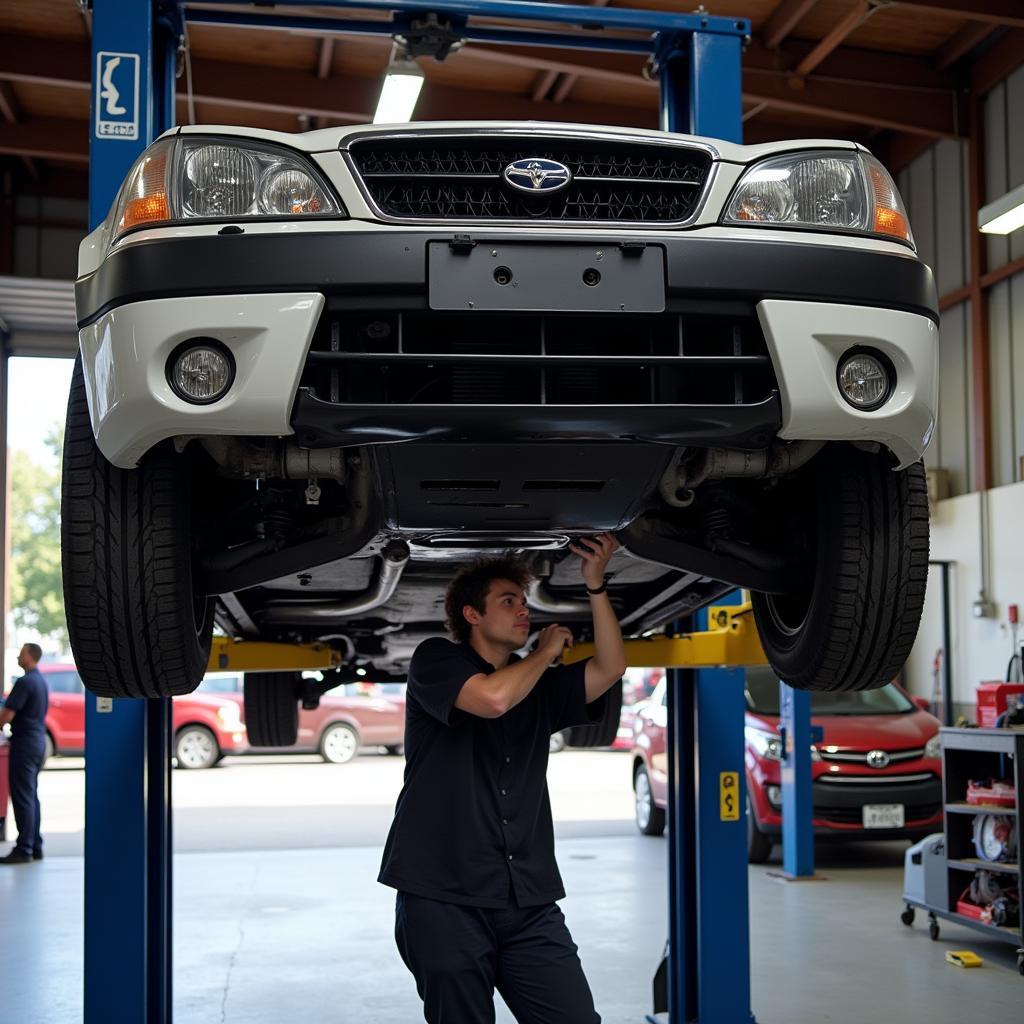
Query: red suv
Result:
<box><xmin>631</xmin><ymin>667</ymin><xmax>943</xmax><ymax>861</ymax></box>
<box><xmin>197</xmin><ymin>675</ymin><xmax>406</xmax><ymax>764</ymax></box>
<box><xmin>30</xmin><ymin>663</ymin><xmax>248</xmax><ymax>769</ymax></box>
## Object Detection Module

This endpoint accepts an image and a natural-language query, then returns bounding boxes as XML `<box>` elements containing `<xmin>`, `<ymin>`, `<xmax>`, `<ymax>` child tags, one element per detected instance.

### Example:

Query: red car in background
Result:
<box><xmin>197</xmin><ymin>674</ymin><xmax>406</xmax><ymax>764</ymax></box>
<box><xmin>29</xmin><ymin>663</ymin><xmax>248</xmax><ymax>769</ymax></box>
<box><xmin>632</xmin><ymin>667</ymin><xmax>943</xmax><ymax>862</ymax></box>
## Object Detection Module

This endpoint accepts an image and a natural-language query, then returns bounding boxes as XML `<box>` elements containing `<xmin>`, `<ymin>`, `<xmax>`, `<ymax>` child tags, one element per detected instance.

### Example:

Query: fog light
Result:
<box><xmin>766</xmin><ymin>785</ymin><xmax>782</xmax><ymax>807</ymax></box>
<box><xmin>168</xmin><ymin>340</ymin><xmax>234</xmax><ymax>404</ymax></box>
<box><xmin>837</xmin><ymin>350</ymin><xmax>892</xmax><ymax>411</ymax></box>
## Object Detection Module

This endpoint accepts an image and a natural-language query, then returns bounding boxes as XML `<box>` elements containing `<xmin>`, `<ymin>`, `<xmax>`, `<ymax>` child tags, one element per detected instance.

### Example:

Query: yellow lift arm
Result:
<box><xmin>562</xmin><ymin>600</ymin><xmax>768</xmax><ymax>669</ymax></box>
<box><xmin>207</xmin><ymin>637</ymin><xmax>341</xmax><ymax>673</ymax></box>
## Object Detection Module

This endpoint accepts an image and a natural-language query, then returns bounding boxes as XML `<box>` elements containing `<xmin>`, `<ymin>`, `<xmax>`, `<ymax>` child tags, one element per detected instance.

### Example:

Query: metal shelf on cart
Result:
<box><xmin>947</xmin><ymin>857</ymin><xmax>1019</xmax><ymax>874</ymax></box>
<box><xmin>944</xmin><ymin>801</ymin><xmax>1017</xmax><ymax>815</ymax></box>
<box><xmin>942</xmin><ymin>910</ymin><xmax>1021</xmax><ymax>942</ymax></box>
<box><xmin>940</xmin><ymin>727</ymin><xmax>1023</xmax><ymax>753</ymax></box>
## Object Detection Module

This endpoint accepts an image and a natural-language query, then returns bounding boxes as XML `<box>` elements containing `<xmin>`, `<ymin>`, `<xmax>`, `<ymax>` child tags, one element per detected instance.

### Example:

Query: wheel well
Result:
<box><xmin>632</xmin><ymin>756</ymin><xmax>644</xmax><ymax>787</ymax></box>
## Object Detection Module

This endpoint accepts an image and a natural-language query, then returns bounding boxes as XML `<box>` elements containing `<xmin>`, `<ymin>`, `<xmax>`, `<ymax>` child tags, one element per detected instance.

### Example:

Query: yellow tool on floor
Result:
<box><xmin>945</xmin><ymin>950</ymin><xmax>983</xmax><ymax>968</ymax></box>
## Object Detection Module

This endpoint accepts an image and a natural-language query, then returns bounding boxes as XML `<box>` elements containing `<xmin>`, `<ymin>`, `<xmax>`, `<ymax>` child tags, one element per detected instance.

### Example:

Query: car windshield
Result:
<box><xmin>197</xmin><ymin>675</ymin><xmax>242</xmax><ymax>694</ymax></box>
<box><xmin>744</xmin><ymin>667</ymin><xmax>914</xmax><ymax>716</ymax></box>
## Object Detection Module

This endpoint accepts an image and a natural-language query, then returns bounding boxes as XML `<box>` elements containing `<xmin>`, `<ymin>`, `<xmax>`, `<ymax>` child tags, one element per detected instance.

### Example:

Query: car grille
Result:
<box><xmin>301</xmin><ymin>310</ymin><xmax>776</xmax><ymax>408</ymax></box>
<box><xmin>819</xmin><ymin>747</ymin><xmax>926</xmax><ymax>765</ymax></box>
<box><xmin>347</xmin><ymin>135</ymin><xmax>712</xmax><ymax>223</ymax></box>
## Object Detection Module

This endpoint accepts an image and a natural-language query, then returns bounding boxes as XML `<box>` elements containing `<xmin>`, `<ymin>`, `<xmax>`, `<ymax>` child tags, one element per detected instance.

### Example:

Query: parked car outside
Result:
<box><xmin>197</xmin><ymin>674</ymin><xmax>406</xmax><ymax>764</ymax></box>
<box><xmin>632</xmin><ymin>666</ymin><xmax>943</xmax><ymax>861</ymax></box>
<box><xmin>27</xmin><ymin>663</ymin><xmax>248</xmax><ymax>769</ymax></box>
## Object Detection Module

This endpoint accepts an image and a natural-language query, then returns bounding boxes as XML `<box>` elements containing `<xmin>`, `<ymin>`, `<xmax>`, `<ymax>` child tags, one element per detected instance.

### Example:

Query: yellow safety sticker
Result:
<box><xmin>720</xmin><ymin>771</ymin><xmax>740</xmax><ymax>821</ymax></box>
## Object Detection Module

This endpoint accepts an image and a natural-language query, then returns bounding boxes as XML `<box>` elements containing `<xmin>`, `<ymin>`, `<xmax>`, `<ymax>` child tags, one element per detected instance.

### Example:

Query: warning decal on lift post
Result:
<box><xmin>720</xmin><ymin>771</ymin><xmax>740</xmax><ymax>821</ymax></box>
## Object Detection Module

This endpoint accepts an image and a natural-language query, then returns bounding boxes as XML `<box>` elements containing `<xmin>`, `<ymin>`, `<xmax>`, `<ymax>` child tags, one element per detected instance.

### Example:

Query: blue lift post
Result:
<box><xmin>658</xmin><ymin>30</ymin><xmax>755</xmax><ymax>1023</ymax></box>
<box><xmin>779</xmin><ymin>683</ymin><xmax>820</xmax><ymax>879</ymax></box>
<box><xmin>80</xmin><ymin>4</ymin><xmax>752</xmax><ymax>1022</ymax></box>
<box><xmin>85</xmin><ymin>3</ymin><xmax>180</xmax><ymax>1023</ymax></box>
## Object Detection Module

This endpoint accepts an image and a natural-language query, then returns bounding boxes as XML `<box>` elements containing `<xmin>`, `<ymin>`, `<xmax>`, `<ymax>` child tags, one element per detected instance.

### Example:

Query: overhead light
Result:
<box><xmin>373</xmin><ymin>51</ymin><xmax>424</xmax><ymax>125</ymax></box>
<box><xmin>978</xmin><ymin>181</ymin><xmax>1024</xmax><ymax>235</ymax></box>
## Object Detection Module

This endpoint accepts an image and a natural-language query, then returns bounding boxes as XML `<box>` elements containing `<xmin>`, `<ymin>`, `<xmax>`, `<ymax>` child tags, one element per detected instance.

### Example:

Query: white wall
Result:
<box><xmin>904</xmin><ymin>479</ymin><xmax>1024</xmax><ymax>716</ymax></box>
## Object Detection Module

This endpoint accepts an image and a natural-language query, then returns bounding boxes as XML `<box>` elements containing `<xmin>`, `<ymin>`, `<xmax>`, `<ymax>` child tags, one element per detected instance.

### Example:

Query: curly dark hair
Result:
<box><xmin>445</xmin><ymin>556</ymin><xmax>533</xmax><ymax>644</ymax></box>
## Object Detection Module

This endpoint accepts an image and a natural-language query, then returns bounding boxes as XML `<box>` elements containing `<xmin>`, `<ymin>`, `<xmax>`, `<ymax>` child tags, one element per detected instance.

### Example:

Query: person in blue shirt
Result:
<box><xmin>0</xmin><ymin>643</ymin><xmax>49</xmax><ymax>864</ymax></box>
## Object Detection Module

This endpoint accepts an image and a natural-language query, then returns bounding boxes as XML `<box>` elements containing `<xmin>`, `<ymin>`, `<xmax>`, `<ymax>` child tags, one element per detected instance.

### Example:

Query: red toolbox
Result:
<box><xmin>976</xmin><ymin>682</ymin><xmax>1024</xmax><ymax>727</ymax></box>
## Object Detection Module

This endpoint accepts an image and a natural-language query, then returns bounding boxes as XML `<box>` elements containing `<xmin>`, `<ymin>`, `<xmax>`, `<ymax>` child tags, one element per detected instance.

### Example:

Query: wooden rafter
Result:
<box><xmin>933</xmin><ymin>23</ymin><xmax>994</xmax><ymax>71</ymax></box>
<box><xmin>762</xmin><ymin>0</ymin><xmax>823</xmax><ymax>50</ymax></box>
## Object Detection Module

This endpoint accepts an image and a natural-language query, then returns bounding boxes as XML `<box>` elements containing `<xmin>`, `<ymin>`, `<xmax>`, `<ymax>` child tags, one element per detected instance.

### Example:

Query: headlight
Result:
<box><xmin>216</xmin><ymin>704</ymin><xmax>243</xmax><ymax>728</ymax></box>
<box><xmin>745</xmin><ymin>726</ymin><xmax>783</xmax><ymax>761</ymax></box>
<box><xmin>108</xmin><ymin>136</ymin><xmax>342</xmax><ymax>243</ymax></box>
<box><xmin>724</xmin><ymin>150</ymin><xmax>912</xmax><ymax>246</ymax></box>
<box><xmin>924</xmin><ymin>734</ymin><xmax>942</xmax><ymax>760</ymax></box>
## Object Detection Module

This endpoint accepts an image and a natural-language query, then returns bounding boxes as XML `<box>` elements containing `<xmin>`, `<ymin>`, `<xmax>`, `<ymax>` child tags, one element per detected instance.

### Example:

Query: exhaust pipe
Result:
<box><xmin>262</xmin><ymin>541</ymin><xmax>410</xmax><ymax>625</ymax></box>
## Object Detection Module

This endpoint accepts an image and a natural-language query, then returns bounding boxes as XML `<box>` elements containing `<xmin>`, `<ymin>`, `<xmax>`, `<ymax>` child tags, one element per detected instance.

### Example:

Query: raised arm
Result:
<box><xmin>569</xmin><ymin>534</ymin><xmax>628</xmax><ymax>703</ymax></box>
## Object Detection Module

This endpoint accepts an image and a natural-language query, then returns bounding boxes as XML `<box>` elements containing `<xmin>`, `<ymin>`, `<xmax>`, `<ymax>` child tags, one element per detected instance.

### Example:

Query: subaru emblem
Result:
<box><xmin>866</xmin><ymin>749</ymin><xmax>890</xmax><ymax>769</ymax></box>
<box><xmin>503</xmin><ymin>158</ymin><xmax>572</xmax><ymax>194</ymax></box>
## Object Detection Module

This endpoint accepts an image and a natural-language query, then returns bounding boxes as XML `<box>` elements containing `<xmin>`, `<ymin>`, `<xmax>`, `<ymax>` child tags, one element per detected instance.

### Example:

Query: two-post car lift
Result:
<box><xmin>81</xmin><ymin>3</ymin><xmax>813</xmax><ymax>1021</ymax></box>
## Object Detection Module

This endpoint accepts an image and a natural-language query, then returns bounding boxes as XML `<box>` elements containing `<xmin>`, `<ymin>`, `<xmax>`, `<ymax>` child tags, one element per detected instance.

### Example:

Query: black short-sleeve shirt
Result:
<box><xmin>378</xmin><ymin>637</ymin><xmax>606</xmax><ymax>909</ymax></box>
<box><xmin>4</xmin><ymin>668</ymin><xmax>48</xmax><ymax>743</ymax></box>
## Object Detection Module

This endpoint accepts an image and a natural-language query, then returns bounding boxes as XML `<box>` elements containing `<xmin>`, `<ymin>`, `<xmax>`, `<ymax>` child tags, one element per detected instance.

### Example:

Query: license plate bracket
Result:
<box><xmin>862</xmin><ymin>803</ymin><xmax>905</xmax><ymax>829</ymax></box>
<box><xmin>428</xmin><ymin>241</ymin><xmax>666</xmax><ymax>313</ymax></box>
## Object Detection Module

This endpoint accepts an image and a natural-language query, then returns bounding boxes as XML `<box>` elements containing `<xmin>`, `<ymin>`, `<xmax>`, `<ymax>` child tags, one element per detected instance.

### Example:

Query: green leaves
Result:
<box><xmin>9</xmin><ymin>425</ymin><xmax>67</xmax><ymax>646</ymax></box>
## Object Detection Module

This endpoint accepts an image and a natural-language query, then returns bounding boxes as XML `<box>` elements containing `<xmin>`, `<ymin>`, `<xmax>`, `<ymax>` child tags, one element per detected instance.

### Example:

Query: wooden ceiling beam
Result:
<box><xmin>763</xmin><ymin>0</ymin><xmax>823</xmax><ymax>50</ymax></box>
<box><xmin>895</xmin><ymin>0</ymin><xmax>1024</xmax><ymax>27</ymax></box>
<box><xmin>531</xmin><ymin>70</ymin><xmax>558</xmax><ymax>102</ymax></box>
<box><xmin>794</xmin><ymin>2</ymin><xmax>872</xmax><ymax>77</ymax></box>
<box><xmin>0</xmin><ymin>119</ymin><xmax>88</xmax><ymax>163</ymax></box>
<box><xmin>933</xmin><ymin>23</ymin><xmax>995</xmax><ymax>70</ymax></box>
<box><xmin>971</xmin><ymin>28</ymin><xmax>1024</xmax><ymax>95</ymax></box>
<box><xmin>317</xmin><ymin>38</ymin><xmax>335</xmax><ymax>80</ymax></box>
<box><xmin>742</xmin><ymin>68</ymin><xmax>960</xmax><ymax>137</ymax></box>
<box><xmin>0</xmin><ymin>31</ymin><xmax>961</xmax><ymax>142</ymax></box>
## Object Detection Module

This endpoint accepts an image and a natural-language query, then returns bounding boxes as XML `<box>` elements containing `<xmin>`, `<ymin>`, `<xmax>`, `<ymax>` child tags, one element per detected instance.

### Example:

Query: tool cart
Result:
<box><xmin>901</xmin><ymin>727</ymin><xmax>1023</xmax><ymax>975</ymax></box>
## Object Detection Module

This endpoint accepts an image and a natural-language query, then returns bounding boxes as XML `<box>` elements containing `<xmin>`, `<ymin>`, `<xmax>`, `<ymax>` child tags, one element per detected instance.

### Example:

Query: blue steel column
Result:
<box><xmin>665</xmin><ymin>660</ymin><xmax>697</xmax><ymax>1023</ymax></box>
<box><xmin>658</xmin><ymin>23</ymin><xmax>752</xmax><ymax>1023</ymax></box>
<box><xmin>779</xmin><ymin>683</ymin><xmax>816</xmax><ymax>878</ymax></box>
<box><xmin>86</xmin><ymin>3</ymin><xmax>176</xmax><ymax>1023</ymax></box>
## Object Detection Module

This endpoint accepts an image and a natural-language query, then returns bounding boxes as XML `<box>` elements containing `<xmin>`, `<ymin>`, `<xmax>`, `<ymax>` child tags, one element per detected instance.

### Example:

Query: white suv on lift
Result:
<box><xmin>65</xmin><ymin>122</ymin><xmax>936</xmax><ymax>711</ymax></box>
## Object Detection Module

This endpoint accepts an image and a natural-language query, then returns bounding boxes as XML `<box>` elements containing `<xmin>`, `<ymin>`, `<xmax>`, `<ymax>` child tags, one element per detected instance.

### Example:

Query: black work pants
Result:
<box><xmin>395</xmin><ymin>892</ymin><xmax>601</xmax><ymax>1024</ymax></box>
<box><xmin>9</xmin><ymin>739</ymin><xmax>45</xmax><ymax>857</ymax></box>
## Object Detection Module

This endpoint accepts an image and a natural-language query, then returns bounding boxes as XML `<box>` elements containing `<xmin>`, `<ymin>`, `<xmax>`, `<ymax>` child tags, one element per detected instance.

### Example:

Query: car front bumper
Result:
<box><xmin>76</xmin><ymin>227</ymin><xmax>938</xmax><ymax>469</ymax></box>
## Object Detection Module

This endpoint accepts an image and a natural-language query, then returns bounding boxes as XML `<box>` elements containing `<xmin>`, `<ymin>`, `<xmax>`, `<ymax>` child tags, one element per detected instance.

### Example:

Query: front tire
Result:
<box><xmin>752</xmin><ymin>446</ymin><xmax>929</xmax><ymax>692</ymax></box>
<box><xmin>175</xmin><ymin>725</ymin><xmax>220</xmax><ymax>769</ymax></box>
<box><xmin>62</xmin><ymin>357</ymin><xmax>214</xmax><ymax>698</ymax></box>
<box><xmin>634</xmin><ymin>764</ymin><xmax>666</xmax><ymax>836</ymax></box>
<box><xmin>747</xmin><ymin>797</ymin><xmax>773</xmax><ymax>864</ymax></box>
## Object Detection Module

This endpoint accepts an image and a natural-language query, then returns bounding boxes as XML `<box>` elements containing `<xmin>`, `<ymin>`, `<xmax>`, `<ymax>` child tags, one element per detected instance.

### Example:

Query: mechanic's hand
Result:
<box><xmin>568</xmin><ymin>532</ymin><xmax>620</xmax><ymax>590</ymax></box>
<box><xmin>537</xmin><ymin>623</ymin><xmax>574</xmax><ymax>662</ymax></box>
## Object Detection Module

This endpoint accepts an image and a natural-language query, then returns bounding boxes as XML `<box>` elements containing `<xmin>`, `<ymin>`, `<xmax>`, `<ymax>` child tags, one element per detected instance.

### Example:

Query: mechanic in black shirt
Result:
<box><xmin>379</xmin><ymin>534</ymin><xmax>626</xmax><ymax>1023</ymax></box>
<box><xmin>0</xmin><ymin>642</ymin><xmax>49</xmax><ymax>864</ymax></box>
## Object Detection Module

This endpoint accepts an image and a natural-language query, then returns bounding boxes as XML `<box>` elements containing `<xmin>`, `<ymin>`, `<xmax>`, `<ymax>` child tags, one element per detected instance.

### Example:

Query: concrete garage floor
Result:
<box><xmin>1</xmin><ymin>756</ymin><xmax>1022</xmax><ymax>1023</ymax></box>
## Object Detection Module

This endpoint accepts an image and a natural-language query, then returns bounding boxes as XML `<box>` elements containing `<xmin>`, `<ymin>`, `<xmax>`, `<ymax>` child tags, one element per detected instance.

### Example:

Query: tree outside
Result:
<box><xmin>8</xmin><ymin>425</ymin><xmax>66</xmax><ymax>650</ymax></box>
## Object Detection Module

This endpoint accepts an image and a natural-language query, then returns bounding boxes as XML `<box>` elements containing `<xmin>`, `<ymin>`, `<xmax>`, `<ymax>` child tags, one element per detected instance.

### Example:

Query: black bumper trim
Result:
<box><xmin>290</xmin><ymin>391</ymin><xmax>781</xmax><ymax>450</ymax></box>
<box><xmin>76</xmin><ymin>230</ymin><xmax>939</xmax><ymax>328</ymax></box>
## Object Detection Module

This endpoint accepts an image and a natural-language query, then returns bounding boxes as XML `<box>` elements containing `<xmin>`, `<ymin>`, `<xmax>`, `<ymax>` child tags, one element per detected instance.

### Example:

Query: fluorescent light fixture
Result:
<box><xmin>373</xmin><ymin>54</ymin><xmax>424</xmax><ymax>125</ymax></box>
<box><xmin>978</xmin><ymin>181</ymin><xmax>1024</xmax><ymax>235</ymax></box>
